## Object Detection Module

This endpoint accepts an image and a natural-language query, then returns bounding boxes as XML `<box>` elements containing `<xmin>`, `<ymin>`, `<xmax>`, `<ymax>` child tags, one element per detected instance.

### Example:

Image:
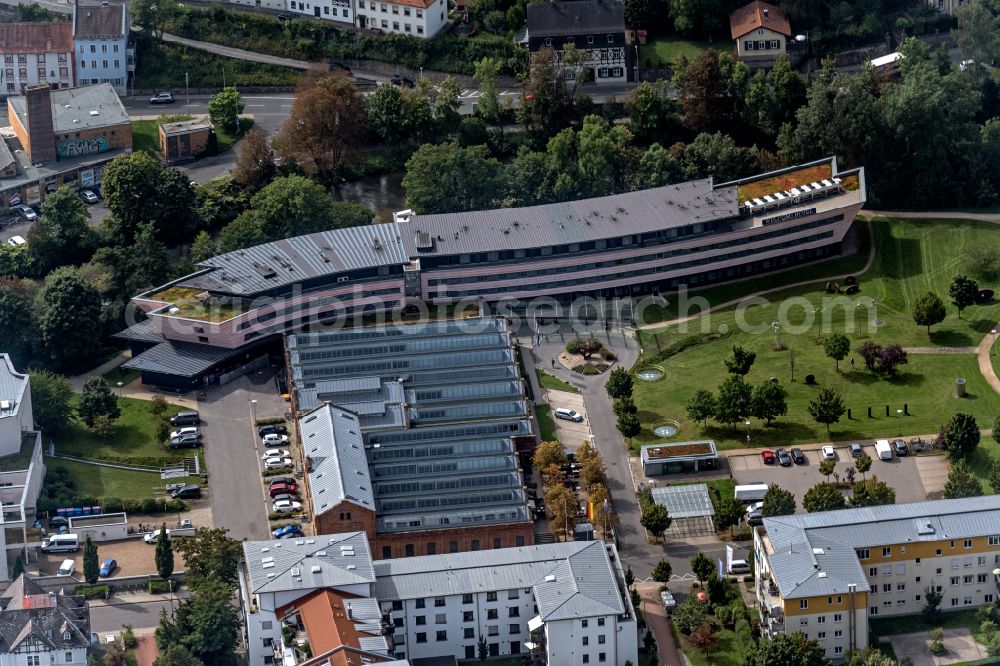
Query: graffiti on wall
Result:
<box><xmin>57</xmin><ymin>136</ymin><xmax>109</xmax><ymax>158</ymax></box>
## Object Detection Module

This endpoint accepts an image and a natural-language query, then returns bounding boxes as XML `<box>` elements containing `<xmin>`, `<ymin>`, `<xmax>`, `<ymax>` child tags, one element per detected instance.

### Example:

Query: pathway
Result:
<box><xmin>903</xmin><ymin>346</ymin><xmax>978</xmax><ymax>354</ymax></box>
<box><xmin>637</xmin><ymin>582</ymin><xmax>683</xmax><ymax>666</ymax></box>
<box><xmin>68</xmin><ymin>351</ymin><xmax>129</xmax><ymax>391</ymax></box>
<box><xmin>978</xmin><ymin>325</ymin><xmax>1000</xmax><ymax>395</ymax></box>
<box><xmin>159</xmin><ymin>31</ymin><xmax>320</xmax><ymax>72</ymax></box>
<box><xmin>863</xmin><ymin>210</ymin><xmax>1000</xmax><ymax>223</ymax></box>
<box><xmin>638</xmin><ymin>219</ymin><xmax>877</xmax><ymax>331</ymax></box>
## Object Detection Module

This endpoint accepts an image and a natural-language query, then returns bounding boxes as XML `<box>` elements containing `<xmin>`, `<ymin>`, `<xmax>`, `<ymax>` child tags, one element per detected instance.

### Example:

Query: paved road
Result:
<box><xmin>90</xmin><ymin>597</ymin><xmax>184</xmax><ymax>633</ymax></box>
<box><xmin>196</xmin><ymin>370</ymin><xmax>288</xmax><ymax>541</ymax></box>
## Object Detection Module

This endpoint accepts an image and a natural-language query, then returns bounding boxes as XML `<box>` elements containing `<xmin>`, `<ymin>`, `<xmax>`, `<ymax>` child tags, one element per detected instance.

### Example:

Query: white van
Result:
<box><xmin>57</xmin><ymin>559</ymin><xmax>75</xmax><ymax>576</ymax></box>
<box><xmin>728</xmin><ymin>559</ymin><xmax>751</xmax><ymax>575</ymax></box>
<box><xmin>735</xmin><ymin>483</ymin><xmax>769</xmax><ymax>502</ymax></box>
<box><xmin>41</xmin><ymin>533</ymin><xmax>79</xmax><ymax>553</ymax></box>
<box><xmin>874</xmin><ymin>440</ymin><xmax>893</xmax><ymax>461</ymax></box>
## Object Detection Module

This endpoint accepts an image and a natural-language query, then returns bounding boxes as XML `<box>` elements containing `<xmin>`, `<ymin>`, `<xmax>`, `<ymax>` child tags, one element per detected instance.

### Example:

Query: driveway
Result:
<box><xmin>886</xmin><ymin>628</ymin><xmax>986</xmax><ymax>666</ymax></box>
<box><xmin>544</xmin><ymin>389</ymin><xmax>591</xmax><ymax>451</ymax></box>
<box><xmin>729</xmin><ymin>443</ymin><xmax>937</xmax><ymax>511</ymax></box>
<box><xmin>196</xmin><ymin>370</ymin><xmax>287</xmax><ymax>541</ymax></box>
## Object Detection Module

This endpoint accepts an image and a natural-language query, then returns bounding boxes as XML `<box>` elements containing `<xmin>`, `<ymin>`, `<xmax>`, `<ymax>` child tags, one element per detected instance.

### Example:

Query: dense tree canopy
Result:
<box><xmin>403</xmin><ymin>142</ymin><xmax>503</xmax><ymax>214</ymax></box>
<box><xmin>35</xmin><ymin>268</ymin><xmax>102</xmax><ymax>374</ymax></box>
<box><xmin>102</xmin><ymin>151</ymin><xmax>196</xmax><ymax>246</ymax></box>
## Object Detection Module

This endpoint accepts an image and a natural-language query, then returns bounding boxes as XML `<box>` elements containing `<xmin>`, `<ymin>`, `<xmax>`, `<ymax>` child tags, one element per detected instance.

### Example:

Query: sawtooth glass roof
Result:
<box><xmin>650</xmin><ymin>484</ymin><xmax>715</xmax><ymax>520</ymax></box>
<box><xmin>288</xmin><ymin>319</ymin><xmax>531</xmax><ymax>534</ymax></box>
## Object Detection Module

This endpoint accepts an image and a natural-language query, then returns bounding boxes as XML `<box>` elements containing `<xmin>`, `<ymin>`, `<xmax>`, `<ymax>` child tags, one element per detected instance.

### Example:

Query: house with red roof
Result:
<box><xmin>729</xmin><ymin>0</ymin><xmax>791</xmax><ymax>63</ymax></box>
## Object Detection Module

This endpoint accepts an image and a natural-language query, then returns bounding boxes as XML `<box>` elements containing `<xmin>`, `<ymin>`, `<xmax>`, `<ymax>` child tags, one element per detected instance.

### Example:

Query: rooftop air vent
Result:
<box><xmin>544</xmin><ymin>575</ymin><xmax>556</xmax><ymax>582</ymax></box>
<box><xmin>415</xmin><ymin>232</ymin><xmax>434</xmax><ymax>251</ymax></box>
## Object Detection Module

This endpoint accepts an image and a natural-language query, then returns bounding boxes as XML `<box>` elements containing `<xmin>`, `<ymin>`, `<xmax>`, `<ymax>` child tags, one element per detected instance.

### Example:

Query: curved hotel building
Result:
<box><xmin>117</xmin><ymin>157</ymin><xmax>865</xmax><ymax>387</ymax></box>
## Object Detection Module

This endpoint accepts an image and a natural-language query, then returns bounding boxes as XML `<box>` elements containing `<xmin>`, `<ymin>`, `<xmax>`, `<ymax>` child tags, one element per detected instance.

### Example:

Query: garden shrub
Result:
<box><xmin>148</xmin><ymin>580</ymin><xmax>173</xmax><ymax>594</ymax></box>
<box><xmin>74</xmin><ymin>584</ymin><xmax>109</xmax><ymax>599</ymax></box>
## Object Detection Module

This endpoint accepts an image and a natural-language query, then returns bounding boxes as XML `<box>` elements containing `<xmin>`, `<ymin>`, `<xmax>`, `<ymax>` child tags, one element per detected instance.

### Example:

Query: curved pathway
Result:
<box><xmin>978</xmin><ymin>325</ymin><xmax>1000</xmax><ymax>395</ymax></box>
<box><xmin>862</xmin><ymin>210</ymin><xmax>1000</xmax><ymax>223</ymax></box>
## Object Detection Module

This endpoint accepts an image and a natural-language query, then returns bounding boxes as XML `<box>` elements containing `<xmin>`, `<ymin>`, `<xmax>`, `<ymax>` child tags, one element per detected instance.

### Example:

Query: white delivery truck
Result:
<box><xmin>874</xmin><ymin>440</ymin><xmax>893</xmax><ymax>461</ymax></box>
<box><xmin>57</xmin><ymin>559</ymin><xmax>75</xmax><ymax>576</ymax></box>
<box><xmin>735</xmin><ymin>483</ymin><xmax>770</xmax><ymax>503</ymax></box>
<box><xmin>41</xmin><ymin>533</ymin><xmax>80</xmax><ymax>553</ymax></box>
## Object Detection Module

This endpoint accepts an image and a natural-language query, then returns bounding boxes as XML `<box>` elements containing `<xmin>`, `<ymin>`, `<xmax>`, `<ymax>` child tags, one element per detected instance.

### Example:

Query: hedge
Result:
<box><xmin>75</xmin><ymin>584</ymin><xmax>110</xmax><ymax>599</ymax></box>
<box><xmin>262</xmin><ymin>467</ymin><xmax>293</xmax><ymax>477</ymax></box>
<box><xmin>38</xmin><ymin>496</ymin><xmax>188</xmax><ymax>514</ymax></box>
<box><xmin>148</xmin><ymin>579</ymin><xmax>174</xmax><ymax>594</ymax></box>
<box><xmin>255</xmin><ymin>417</ymin><xmax>286</xmax><ymax>426</ymax></box>
<box><xmin>164</xmin><ymin>4</ymin><xmax>527</xmax><ymax>76</ymax></box>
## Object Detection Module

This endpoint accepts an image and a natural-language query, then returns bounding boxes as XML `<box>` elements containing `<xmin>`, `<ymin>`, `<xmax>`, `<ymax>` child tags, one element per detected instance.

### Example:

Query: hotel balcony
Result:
<box><xmin>756</xmin><ymin>581</ymin><xmax>784</xmax><ymax>637</ymax></box>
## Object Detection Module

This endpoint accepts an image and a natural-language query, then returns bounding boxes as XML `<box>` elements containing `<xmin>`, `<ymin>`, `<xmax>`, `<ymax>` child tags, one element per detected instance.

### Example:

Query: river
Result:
<box><xmin>334</xmin><ymin>172</ymin><xmax>407</xmax><ymax>223</ymax></box>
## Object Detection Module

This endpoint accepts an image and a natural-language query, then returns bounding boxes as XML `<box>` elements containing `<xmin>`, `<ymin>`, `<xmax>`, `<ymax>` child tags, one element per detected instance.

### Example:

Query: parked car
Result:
<box><xmin>660</xmin><ymin>591</ymin><xmax>676</xmax><ymax>612</ymax></box>
<box><xmin>745</xmin><ymin>501</ymin><xmax>764</xmax><ymax>514</ymax></box>
<box><xmin>169</xmin><ymin>434</ymin><xmax>201</xmax><ymax>449</ymax></box>
<box><xmin>747</xmin><ymin>511</ymin><xmax>763</xmax><ymax>526</ymax></box>
<box><xmin>790</xmin><ymin>448</ymin><xmax>806</xmax><ymax>465</ymax></box>
<box><xmin>554</xmin><ymin>408</ymin><xmax>583</xmax><ymax>422</ymax></box>
<box><xmin>271</xmin><ymin>493</ymin><xmax>299</xmax><ymax>504</ymax></box>
<box><xmin>78</xmin><ymin>189</ymin><xmax>99</xmax><ymax>204</ymax></box>
<box><xmin>269</xmin><ymin>482</ymin><xmax>298</xmax><ymax>498</ymax></box>
<box><xmin>760</xmin><ymin>450</ymin><xmax>775</xmax><ymax>464</ymax></box>
<box><xmin>258</xmin><ymin>424</ymin><xmax>288</xmax><ymax>438</ymax></box>
<box><xmin>99</xmin><ymin>558</ymin><xmax>117</xmax><ymax>577</ymax></box>
<box><xmin>264</xmin><ymin>457</ymin><xmax>293</xmax><ymax>470</ymax></box>
<box><xmin>48</xmin><ymin>516</ymin><xmax>70</xmax><ymax>529</ymax></box>
<box><xmin>144</xmin><ymin>528</ymin><xmax>170</xmax><ymax>544</ymax></box>
<box><xmin>149</xmin><ymin>91</ymin><xmax>175</xmax><ymax>104</ymax></box>
<box><xmin>390</xmin><ymin>74</ymin><xmax>415</xmax><ymax>88</ymax></box>
<box><xmin>269</xmin><ymin>477</ymin><xmax>295</xmax><ymax>487</ymax></box>
<box><xmin>170</xmin><ymin>484</ymin><xmax>201</xmax><ymax>500</ymax></box>
<box><xmin>272</xmin><ymin>499</ymin><xmax>302</xmax><ymax>513</ymax></box>
<box><xmin>892</xmin><ymin>439</ymin><xmax>909</xmax><ymax>456</ymax></box>
<box><xmin>14</xmin><ymin>205</ymin><xmax>37</xmax><ymax>221</ymax></box>
<box><xmin>850</xmin><ymin>442</ymin><xmax>864</xmax><ymax>457</ymax></box>
<box><xmin>170</xmin><ymin>427</ymin><xmax>199</xmax><ymax>439</ymax></box>
<box><xmin>262</xmin><ymin>433</ymin><xmax>289</xmax><ymax>446</ymax></box>
<box><xmin>273</xmin><ymin>524</ymin><xmax>302</xmax><ymax>539</ymax></box>
<box><xmin>262</xmin><ymin>449</ymin><xmax>291</xmax><ymax>460</ymax></box>
<box><xmin>6</xmin><ymin>236</ymin><xmax>26</xmax><ymax>247</ymax></box>
<box><xmin>775</xmin><ymin>448</ymin><xmax>792</xmax><ymax>466</ymax></box>
<box><xmin>170</xmin><ymin>411</ymin><xmax>200</xmax><ymax>426</ymax></box>
<box><xmin>821</xmin><ymin>445</ymin><xmax>836</xmax><ymax>460</ymax></box>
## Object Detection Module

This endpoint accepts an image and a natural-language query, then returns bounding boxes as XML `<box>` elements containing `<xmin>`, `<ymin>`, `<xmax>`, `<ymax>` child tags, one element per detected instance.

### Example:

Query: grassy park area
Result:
<box><xmin>637</xmin><ymin>34</ymin><xmax>711</xmax><ymax>68</ymax></box>
<box><xmin>633</xmin><ymin>217</ymin><xmax>1000</xmax><ymax>450</ymax></box>
<box><xmin>132</xmin><ymin>116</ymin><xmax>254</xmax><ymax>157</ymax></box>
<box><xmin>45</xmin><ymin>459</ymin><xmax>200</xmax><ymax>501</ymax></box>
<box><xmin>535</xmin><ymin>404</ymin><xmax>559</xmax><ymax>442</ymax></box>
<box><xmin>536</xmin><ymin>369</ymin><xmax>580</xmax><ymax>394</ymax></box>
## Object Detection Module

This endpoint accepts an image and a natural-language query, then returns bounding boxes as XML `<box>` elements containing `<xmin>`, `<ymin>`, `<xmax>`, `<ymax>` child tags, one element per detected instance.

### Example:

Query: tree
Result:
<box><xmin>172</xmin><ymin>528</ymin><xmax>244</xmax><ymax>588</ymax></box>
<box><xmin>232</xmin><ymin>130</ymin><xmax>275</xmax><ymax>190</ymax></box>
<box><xmin>824</xmin><ymin>333</ymin><xmax>851</xmax><ymax>371</ymax></box>
<box><xmin>672</xmin><ymin>50</ymin><xmax>744</xmax><ymax>132</ymax></box>
<box><xmin>102</xmin><ymin>151</ymin><xmax>196</xmax><ymax>245</ymax></box>
<box><xmin>156</xmin><ymin>580</ymin><xmax>239</xmax><ymax>664</ymax></box>
<box><xmin>690</xmin><ymin>623</ymin><xmax>718</xmax><ymax>652</ymax></box>
<box><xmin>576</xmin><ymin>115</ymin><xmax>634</xmax><ymax>197</ymax></box>
<box><xmin>851</xmin><ymin>476</ymin><xmax>896</xmax><ymax>507</ymax></box>
<box><xmin>714</xmin><ymin>495</ymin><xmax>744</xmax><ymax>534</ymax></box>
<box><xmin>613</xmin><ymin>395</ymin><xmax>637</xmax><ymax>417</ymax></box>
<box><xmin>605</xmin><ymin>367</ymin><xmax>634</xmax><ymax>400</ymax></box>
<box><xmin>638</xmin><ymin>143</ymin><xmax>682</xmax><ymax>188</ymax></box>
<box><xmin>154</xmin><ymin>645</ymin><xmax>205</xmax><ymax>666</ymax></box>
<box><xmin>366</xmin><ymin>84</ymin><xmax>414</xmax><ymax>144</ymax></box>
<box><xmin>78</xmin><ymin>377</ymin><xmax>120</xmax><ymax>428</ymax></box>
<box><xmin>855</xmin><ymin>454</ymin><xmax>872</xmax><ymax>480</ymax></box>
<box><xmin>274</xmin><ymin>76</ymin><xmax>367</xmax><ymax>185</ymax></box>
<box><xmin>686</xmin><ymin>389</ymin><xmax>717</xmax><ymax>426</ymax></box>
<box><xmin>473</xmin><ymin>57</ymin><xmax>502</xmax><ymax>124</ymax></box>
<box><xmin>83</xmin><ymin>535</ymin><xmax>99</xmax><ymax>585</ymax></box>
<box><xmin>715</xmin><ymin>376</ymin><xmax>751</xmax><ymax>429</ymax></box>
<box><xmin>155</xmin><ymin>523</ymin><xmax>174</xmax><ymax>581</ymax></box>
<box><xmin>679</xmin><ymin>131</ymin><xmax>759</xmax><ymax>183</ymax></box>
<box><xmin>0</xmin><ymin>280</ymin><xmax>33</xmax><ymax>368</ymax></box>
<box><xmin>580</xmin><ymin>458</ymin><xmax>606</xmax><ymax>489</ymax></box>
<box><xmin>477</xmin><ymin>635</ymin><xmax>488</xmax><ymax>662</ymax></box>
<box><xmin>955</xmin><ymin>0</ymin><xmax>1000</xmax><ymax>85</ymax></box>
<box><xmin>544</xmin><ymin>484</ymin><xmax>578</xmax><ymax>541</ymax></box>
<box><xmin>189</xmin><ymin>231</ymin><xmax>218</xmax><ymax>264</ymax></box>
<box><xmin>29</xmin><ymin>185</ymin><xmax>93</xmax><ymax>272</ymax></box>
<box><xmin>132</xmin><ymin>0</ymin><xmax>177</xmax><ymax>40</ymax></box>
<box><xmin>913</xmin><ymin>292</ymin><xmax>947</xmax><ymax>335</ymax></box>
<box><xmin>856</xmin><ymin>342</ymin><xmax>909</xmax><ymax>379</ymax></box>
<box><xmin>533</xmin><ymin>440</ymin><xmax>567</xmax><ymax>471</ymax></box>
<box><xmin>761</xmin><ymin>485</ymin><xmax>796</xmax><ymax>516</ymax></box>
<box><xmin>207</xmin><ymin>87</ymin><xmax>244</xmax><ymax>133</ymax></box>
<box><xmin>129</xmin><ymin>221</ymin><xmax>170</xmax><ymax>293</ymax></box>
<box><xmin>651</xmin><ymin>559</ymin><xmax>672</xmax><ymax>582</ymax></box>
<box><xmin>640</xmin><ymin>503</ymin><xmax>671</xmax><ymax>541</ymax></box>
<box><xmin>625</xmin><ymin>82</ymin><xmax>678</xmax><ymax>144</ymax></box>
<box><xmin>35</xmin><ymin>268</ymin><xmax>102</xmax><ymax>374</ymax></box>
<box><xmin>988</xmin><ymin>457</ymin><xmax>1000</xmax><ymax>494</ymax></box>
<box><xmin>689</xmin><ymin>551</ymin><xmax>713</xmax><ymax>586</ymax></box>
<box><xmin>617</xmin><ymin>412</ymin><xmax>641</xmax><ymax>441</ymax></box>
<box><xmin>748</xmin><ymin>631</ymin><xmax>827</xmax><ymax>666</ymax></box>
<box><xmin>818</xmin><ymin>459</ymin><xmax>836</xmax><ymax>482</ymax></box>
<box><xmin>724</xmin><ymin>345</ymin><xmax>756</xmax><ymax>375</ymax></box>
<box><xmin>949</xmin><ymin>275</ymin><xmax>979</xmax><ymax>319</ymax></box>
<box><xmin>942</xmin><ymin>412</ymin><xmax>981</xmax><ymax>460</ymax></box>
<box><xmin>566</xmin><ymin>338</ymin><xmax>604</xmax><ymax>360</ymax></box>
<box><xmin>673</xmin><ymin>596</ymin><xmax>708</xmax><ymax>635</ymax></box>
<box><xmin>923</xmin><ymin>585</ymin><xmax>944</xmax><ymax>624</ymax></box>
<box><xmin>808</xmin><ymin>388</ymin><xmax>846</xmax><ymax>435</ymax></box>
<box><xmin>943</xmin><ymin>460</ymin><xmax>984</xmax><ymax>499</ymax></box>
<box><xmin>402</xmin><ymin>142</ymin><xmax>502</xmax><ymax>214</ymax></box>
<box><xmin>802</xmin><ymin>483</ymin><xmax>846</xmax><ymax>512</ymax></box>
<box><xmin>28</xmin><ymin>369</ymin><xmax>72</xmax><ymax>435</ymax></box>
<box><xmin>751</xmin><ymin>380</ymin><xmax>788</xmax><ymax>424</ymax></box>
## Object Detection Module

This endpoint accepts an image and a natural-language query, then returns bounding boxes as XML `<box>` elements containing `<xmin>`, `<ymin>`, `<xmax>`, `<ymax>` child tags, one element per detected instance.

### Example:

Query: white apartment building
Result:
<box><xmin>287</xmin><ymin>0</ymin><xmax>354</xmax><ymax>23</ymax></box>
<box><xmin>0</xmin><ymin>355</ymin><xmax>32</xmax><ymax>458</ymax></box>
<box><xmin>0</xmin><ymin>575</ymin><xmax>92</xmax><ymax>665</ymax></box>
<box><xmin>356</xmin><ymin>0</ymin><xmax>448</xmax><ymax>39</ymax></box>
<box><xmin>73</xmin><ymin>0</ymin><xmax>133</xmax><ymax>95</ymax></box>
<box><xmin>239</xmin><ymin>533</ymin><xmax>637</xmax><ymax>666</ymax></box>
<box><xmin>0</xmin><ymin>23</ymin><xmax>75</xmax><ymax>95</ymax></box>
<box><xmin>756</xmin><ymin>497</ymin><xmax>1000</xmax><ymax>663</ymax></box>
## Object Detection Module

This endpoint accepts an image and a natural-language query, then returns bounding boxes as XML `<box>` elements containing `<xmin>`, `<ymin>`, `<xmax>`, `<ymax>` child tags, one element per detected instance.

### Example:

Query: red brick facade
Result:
<box><xmin>312</xmin><ymin>500</ymin><xmax>376</xmax><ymax>538</ymax></box>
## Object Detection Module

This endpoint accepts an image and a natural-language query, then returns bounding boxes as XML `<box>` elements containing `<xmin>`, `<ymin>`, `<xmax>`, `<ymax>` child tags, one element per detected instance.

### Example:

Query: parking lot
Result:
<box><xmin>729</xmin><ymin>443</ymin><xmax>949</xmax><ymax>511</ymax></box>
<box><xmin>545</xmin><ymin>389</ymin><xmax>592</xmax><ymax>451</ymax></box>
<box><xmin>38</xmin><ymin>537</ymin><xmax>188</xmax><ymax>579</ymax></box>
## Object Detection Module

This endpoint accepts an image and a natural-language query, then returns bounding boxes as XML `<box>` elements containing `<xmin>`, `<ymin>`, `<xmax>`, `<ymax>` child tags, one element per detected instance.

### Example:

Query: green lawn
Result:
<box><xmin>131</xmin><ymin>116</ymin><xmax>253</xmax><ymax>157</ymax></box>
<box><xmin>638</xmin><ymin>33</ymin><xmax>711</xmax><ymax>68</ymax></box>
<box><xmin>870</xmin><ymin>608</ymin><xmax>981</xmax><ymax>637</ymax></box>
<box><xmin>536</xmin><ymin>369</ymin><xmax>580</xmax><ymax>394</ymax></box>
<box><xmin>678</xmin><ymin>626</ymin><xmax>745</xmax><ymax>666</ymax></box>
<box><xmin>633</xmin><ymin>218</ymin><xmax>1000</xmax><ymax>451</ymax></box>
<box><xmin>46</xmin><ymin>459</ymin><xmax>201</xmax><ymax>501</ymax></box>
<box><xmin>58</xmin><ymin>396</ymin><xmax>189</xmax><ymax>465</ymax></box>
<box><xmin>102</xmin><ymin>364</ymin><xmax>142</xmax><ymax>388</ymax></box>
<box><xmin>535</xmin><ymin>404</ymin><xmax>558</xmax><ymax>443</ymax></box>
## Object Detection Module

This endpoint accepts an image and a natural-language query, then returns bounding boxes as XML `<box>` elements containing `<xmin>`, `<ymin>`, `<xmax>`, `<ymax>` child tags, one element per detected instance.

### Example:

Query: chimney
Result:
<box><xmin>23</xmin><ymin>84</ymin><xmax>56</xmax><ymax>163</ymax></box>
<box><xmin>763</xmin><ymin>7</ymin><xmax>769</xmax><ymax>16</ymax></box>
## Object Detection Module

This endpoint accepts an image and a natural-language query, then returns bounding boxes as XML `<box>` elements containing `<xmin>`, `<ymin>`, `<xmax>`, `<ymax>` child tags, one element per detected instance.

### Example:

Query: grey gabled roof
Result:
<box><xmin>373</xmin><ymin>541</ymin><xmax>625</xmax><ymax>620</ymax></box>
<box><xmin>0</xmin><ymin>575</ymin><xmax>90</xmax><ymax>651</ymax></box>
<box><xmin>0</xmin><ymin>354</ymin><xmax>28</xmax><ymax>421</ymax></box>
<box><xmin>112</xmin><ymin>319</ymin><xmax>166</xmax><ymax>345</ymax></box>
<box><xmin>122</xmin><ymin>339</ymin><xmax>261</xmax><ymax>377</ymax></box>
<box><xmin>526</xmin><ymin>0</ymin><xmax>625</xmax><ymax>38</ymax></box>
<box><xmin>763</xmin><ymin>496</ymin><xmax>1000</xmax><ymax>598</ymax></box>
<box><xmin>242</xmin><ymin>532</ymin><xmax>375</xmax><ymax>594</ymax></box>
<box><xmin>300</xmin><ymin>405</ymin><xmax>374</xmax><ymax>515</ymax></box>
<box><xmin>74</xmin><ymin>0</ymin><xmax>127</xmax><ymax>38</ymax></box>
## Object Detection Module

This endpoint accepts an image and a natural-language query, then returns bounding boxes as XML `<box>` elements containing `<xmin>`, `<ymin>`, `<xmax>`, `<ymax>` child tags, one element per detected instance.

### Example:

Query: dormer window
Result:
<box><xmin>64</xmin><ymin>630</ymin><xmax>72</xmax><ymax>641</ymax></box>
<box><xmin>607</xmin><ymin>34</ymin><xmax>614</xmax><ymax>43</ymax></box>
<box><xmin>544</xmin><ymin>38</ymin><xmax>552</xmax><ymax>46</ymax></box>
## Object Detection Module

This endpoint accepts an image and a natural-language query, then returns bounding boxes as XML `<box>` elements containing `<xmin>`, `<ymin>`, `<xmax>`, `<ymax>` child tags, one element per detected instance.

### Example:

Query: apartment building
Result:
<box><xmin>0</xmin><ymin>23</ymin><xmax>75</xmax><ymax>95</ymax></box>
<box><xmin>73</xmin><ymin>0</ymin><xmax>133</xmax><ymax>95</ymax></box>
<box><xmin>356</xmin><ymin>0</ymin><xmax>448</xmax><ymax>38</ymax></box>
<box><xmin>755</xmin><ymin>497</ymin><xmax>1000</xmax><ymax>662</ymax></box>
<box><xmin>118</xmin><ymin>157</ymin><xmax>865</xmax><ymax>388</ymax></box>
<box><xmin>287</xmin><ymin>0</ymin><xmax>354</xmax><ymax>24</ymax></box>
<box><xmin>238</xmin><ymin>532</ymin><xmax>636</xmax><ymax>666</ymax></box>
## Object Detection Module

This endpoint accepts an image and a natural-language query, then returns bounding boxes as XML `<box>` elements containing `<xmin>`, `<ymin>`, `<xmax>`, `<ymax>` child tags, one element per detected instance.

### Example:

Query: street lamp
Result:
<box><xmin>745</xmin><ymin>420</ymin><xmax>751</xmax><ymax>447</ymax></box>
<box><xmin>249</xmin><ymin>399</ymin><xmax>258</xmax><ymax>428</ymax></box>
<box><xmin>116</xmin><ymin>381</ymin><xmax>123</xmax><ymax>398</ymax></box>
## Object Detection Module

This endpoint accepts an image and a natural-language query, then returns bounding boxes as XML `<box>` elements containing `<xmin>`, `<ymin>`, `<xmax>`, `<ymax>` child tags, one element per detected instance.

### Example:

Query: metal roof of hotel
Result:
<box><xmin>242</xmin><ymin>531</ymin><xmax>375</xmax><ymax>594</ymax></box>
<box><xmin>0</xmin><ymin>355</ymin><xmax>28</xmax><ymax>421</ymax></box>
<box><xmin>300</xmin><ymin>405</ymin><xmax>374</xmax><ymax>514</ymax></box>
